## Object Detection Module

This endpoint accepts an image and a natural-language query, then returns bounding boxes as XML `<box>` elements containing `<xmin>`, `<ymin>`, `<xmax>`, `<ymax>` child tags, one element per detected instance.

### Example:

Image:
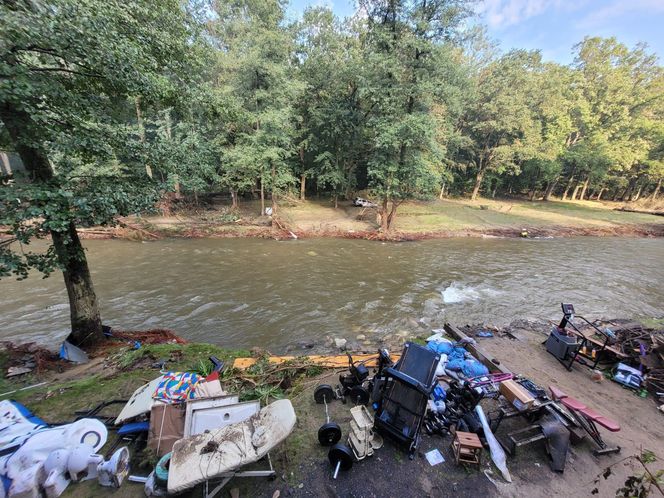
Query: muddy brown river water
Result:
<box><xmin>1</xmin><ymin>237</ymin><xmax>663</xmax><ymax>350</ymax></box>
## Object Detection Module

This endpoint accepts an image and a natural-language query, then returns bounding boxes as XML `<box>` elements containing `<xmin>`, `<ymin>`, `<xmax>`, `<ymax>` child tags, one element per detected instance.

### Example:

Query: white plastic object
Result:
<box><xmin>348</xmin><ymin>405</ymin><xmax>382</xmax><ymax>460</ymax></box>
<box><xmin>67</xmin><ymin>444</ymin><xmax>103</xmax><ymax>482</ymax></box>
<box><xmin>42</xmin><ymin>450</ymin><xmax>69</xmax><ymax>475</ymax></box>
<box><xmin>7</xmin><ymin>465</ymin><xmax>42</xmax><ymax>498</ymax></box>
<box><xmin>435</xmin><ymin>353</ymin><xmax>448</xmax><ymax>377</ymax></box>
<box><xmin>475</xmin><ymin>405</ymin><xmax>511</xmax><ymax>483</ymax></box>
<box><xmin>97</xmin><ymin>447</ymin><xmax>130</xmax><ymax>488</ymax></box>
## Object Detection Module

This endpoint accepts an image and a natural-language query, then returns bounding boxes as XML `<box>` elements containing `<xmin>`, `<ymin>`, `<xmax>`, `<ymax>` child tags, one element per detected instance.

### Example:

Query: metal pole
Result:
<box><xmin>333</xmin><ymin>460</ymin><xmax>341</xmax><ymax>479</ymax></box>
<box><xmin>324</xmin><ymin>397</ymin><xmax>329</xmax><ymax>423</ymax></box>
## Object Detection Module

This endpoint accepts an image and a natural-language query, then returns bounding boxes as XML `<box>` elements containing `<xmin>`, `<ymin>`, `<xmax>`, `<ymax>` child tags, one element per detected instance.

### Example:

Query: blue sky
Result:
<box><xmin>287</xmin><ymin>0</ymin><xmax>664</xmax><ymax>64</ymax></box>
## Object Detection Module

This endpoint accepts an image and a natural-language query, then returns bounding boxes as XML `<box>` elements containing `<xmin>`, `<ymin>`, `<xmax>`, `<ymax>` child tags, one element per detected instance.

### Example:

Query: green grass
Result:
<box><xmin>4</xmin><ymin>343</ymin><xmax>251</xmax><ymax>423</ymax></box>
<box><xmin>391</xmin><ymin>198</ymin><xmax>664</xmax><ymax>232</ymax></box>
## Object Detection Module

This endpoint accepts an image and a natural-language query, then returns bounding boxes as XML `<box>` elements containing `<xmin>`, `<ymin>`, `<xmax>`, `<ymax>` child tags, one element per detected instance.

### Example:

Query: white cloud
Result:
<box><xmin>578</xmin><ymin>0</ymin><xmax>664</xmax><ymax>28</ymax></box>
<box><xmin>477</xmin><ymin>0</ymin><xmax>572</xmax><ymax>29</ymax></box>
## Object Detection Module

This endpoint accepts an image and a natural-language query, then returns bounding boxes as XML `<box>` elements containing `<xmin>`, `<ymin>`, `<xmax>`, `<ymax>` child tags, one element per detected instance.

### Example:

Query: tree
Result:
<box><xmin>0</xmin><ymin>0</ymin><xmax>204</xmax><ymax>346</ymax></box>
<box><xmin>358</xmin><ymin>0</ymin><xmax>472</xmax><ymax>230</ymax></box>
<box><xmin>456</xmin><ymin>50</ymin><xmax>540</xmax><ymax>200</ymax></box>
<box><xmin>293</xmin><ymin>7</ymin><xmax>365</xmax><ymax>206</ymax></box>
<box><xmin>213</xmin><ymin>0</ymin><xmax>300</xmax><ymax>215</ymax></box>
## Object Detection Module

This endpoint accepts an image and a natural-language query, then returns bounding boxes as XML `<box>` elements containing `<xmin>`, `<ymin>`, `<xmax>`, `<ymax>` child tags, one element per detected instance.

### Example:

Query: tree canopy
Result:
<box><xmin>1</xmin><ymin>0</ymin><xmax>663</xmax><ymax>344</ymax></box>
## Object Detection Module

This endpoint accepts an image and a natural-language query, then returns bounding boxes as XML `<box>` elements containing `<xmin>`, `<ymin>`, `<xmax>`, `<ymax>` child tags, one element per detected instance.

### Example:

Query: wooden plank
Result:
<box><xmin>566</xmin><ymin>328</ymin><xmax>627</xmax><ymax>358</ymax></box>
<box><xmin>232</xmin><ymin>353</ymin><xmax>401</xmax><ymax>370</ymax></box>
<box><xmin>443</xmin><ymin>323</ymin><xmax>511</xmax><ymax>374</ymax></box>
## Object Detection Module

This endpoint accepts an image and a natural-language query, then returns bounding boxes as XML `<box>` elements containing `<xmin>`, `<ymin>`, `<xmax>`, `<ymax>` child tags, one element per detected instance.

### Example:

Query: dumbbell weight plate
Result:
<box><xmin>318</xmin><ymin>422</ymin><xmax>342</xmax><ymax>446</ymax></box>
<box><xmin>349</xmin><ymin>385</ymin><xmax>370</xmax><ymax>405</ymax></box>
<box><xmin>314</xmin><ymin>384</ymin><xmax>335</xmax><ymax>404</ymax></box>
<box><xmin>328</xmin><ymin>443</ymin><xmax>354</xmax><ymax>474</ymax></box>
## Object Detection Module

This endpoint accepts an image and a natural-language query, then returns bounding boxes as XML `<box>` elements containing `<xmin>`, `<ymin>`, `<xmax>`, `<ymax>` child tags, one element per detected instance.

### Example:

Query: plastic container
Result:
<box><xmin>545</xmin><ymin>327</ymin><xmax>579</xmax><ymax>360</ymax></box>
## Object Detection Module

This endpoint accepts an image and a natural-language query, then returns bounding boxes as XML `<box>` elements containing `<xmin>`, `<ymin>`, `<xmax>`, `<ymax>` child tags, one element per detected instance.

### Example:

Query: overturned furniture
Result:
<box><xmin>549</xmin><ymin>385</ymin><xmax>620</xmax><ymax>456</ymax></box>
<box><xmin>373</xmin><ymin>342</ymin><xmax>440</xmax><ymax>458</ymax></box>
<box><xmin>166</xmin><ymin>399</ymin><xmax>296</xmax><ymax>497</ymax></box>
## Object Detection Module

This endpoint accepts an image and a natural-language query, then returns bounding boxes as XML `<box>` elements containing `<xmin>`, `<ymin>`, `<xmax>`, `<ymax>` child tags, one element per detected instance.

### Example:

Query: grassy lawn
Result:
<box><xmin>390</xmin><ymin>198</ymin><xmax>664</xmax><ymax>232</ymax></box>
<box><xmin>135</xmin><ymin>196</ymin><xmax>664</xmax><ymax>238</ymax></box>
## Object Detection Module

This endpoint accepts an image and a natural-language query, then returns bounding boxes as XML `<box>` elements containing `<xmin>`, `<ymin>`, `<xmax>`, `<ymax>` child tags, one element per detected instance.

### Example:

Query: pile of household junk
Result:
<box><xmin>0</xmin><ymin>399</ymin><xmax>126</xmax><ymax>497</ymax></box>
<box><xmin>314</xmin><ymin>329</ymin><xmax>624</xmax><ymax>484</ymax></box>
<box><xmin>110</xmin><ymin>359</ymin><xmax>296</xmax><ymax>497</ymax></box>
<box><xmin>0</xmin><ymin>357</ymin><xmax>296</xmax><ymax>498</ymax></box>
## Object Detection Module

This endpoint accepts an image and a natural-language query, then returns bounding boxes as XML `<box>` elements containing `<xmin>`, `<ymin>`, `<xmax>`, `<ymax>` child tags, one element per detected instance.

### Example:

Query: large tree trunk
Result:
<box><xmin>543</xmin><ymin>178</ymin><xmax>558</xmax><ymax>201</ymax></box>
<box><xmin>379</xmin><ymin>198</ymin><xmax>389</xmax><ymax>231</ymax></box>
<box><xmin>561</xmin><ymin>176</ymin><xmax>575</xmax><ymax>201</ymax></box>
<box><xmin>386</xmin><ymin>201</ymin><xmax>399</xmax><ymax>231</ymax></box>
<box><xmin>651</xmin><ymin>178</ymin><xmax>662</xmax><ymax>201</ymax></box>
<box><xmin>471</xmin><ymin>167</ymin><xmax>484</xmax><ymax>201</ymax></box>
<box><xmin>134</xmin><ymin>96</ymin><xmax>152</xmax><ymax>179</ymax></box>
<box><xmin>230</xmin><ymin>189</ymin><xmax>238</xmax><ymax>209</ymax></box>
<box><xmin>570</xmin><ymin>182</ymin><xmax>581</xmax><ymax>201</ymax></box>
<box><xmin>579</xmin><ymin>176</ymin><xmax>590</xmax><ymax>200</ymax></box>
<box><xmin>596</xmin><ymin>187</ymin><xmax>605</xmax><ymax>201</ymax></box>
<box><xmin>631</xmin><ymin>184</ymin><xmax>643</xmax><ymax>202</ymax></box>
<box><xmin>0</xmin><ymin>101</ymin><xmax>104</xmax><ymax>346</ymax></box>
<box><xmin>439</xmin><ymin>182</ymin><xmax>446</xmax><ymax>200</ymax></box>
<box><xmin>259</xmin><ymin>176</ymin><xmax>265</xmax><ymax>216</ymax></box>
<box><xmin>299</xmin><ymin>147</ymin><xmax>306</xmax><ymax>201</ymax></box>
<box><xmin>270</xmin><ymin>161</ymin><xmax>277</xmax><ymax>214</ymax></box>
<box><xmin>52</xmin><ymin>223</ymin><xmax>103</xmax><ymax>348</ymax></box>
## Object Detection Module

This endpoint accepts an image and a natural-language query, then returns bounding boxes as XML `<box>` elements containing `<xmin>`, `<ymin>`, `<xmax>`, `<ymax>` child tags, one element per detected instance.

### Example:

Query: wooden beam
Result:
<box><xmin>444</xmin><ymin>323</ymin><xmax>511</xmax><ymax>374</ymax></box>
<box><xmin>232</xmin><ymin>352</ymin><xmax>401</xmax><ymax>370</ymax></box>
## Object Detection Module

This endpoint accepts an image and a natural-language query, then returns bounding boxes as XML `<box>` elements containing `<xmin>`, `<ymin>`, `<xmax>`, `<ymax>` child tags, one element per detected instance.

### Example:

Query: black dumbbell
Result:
<box><xmin>314</xmin><ymin>384</ymin><xmax>342</xmax><ymax>446</ymax></box>
<box><xmin>328</xmin><ymin>443</ymin><xmax>354</xmax><ymax>479</ymax></box>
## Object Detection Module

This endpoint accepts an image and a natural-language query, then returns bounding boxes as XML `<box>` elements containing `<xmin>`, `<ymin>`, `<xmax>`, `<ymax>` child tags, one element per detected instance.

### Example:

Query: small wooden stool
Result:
<box><xmin>452</xmin><ymin>431</ymin><xmax>482</xmax><ymax>469</ymax></box>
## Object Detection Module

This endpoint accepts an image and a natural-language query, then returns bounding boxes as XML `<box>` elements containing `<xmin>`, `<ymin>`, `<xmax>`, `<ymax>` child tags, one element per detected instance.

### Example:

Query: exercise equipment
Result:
<box><xmin>373</xmin><ymin>342</ymin><xmax>440</xmax><ymax>458</ymax></box>
<box><xmin>347</xmin><ymin>405</ymin><xmax>383</xmax><ymax>460</ymax></box>
<box><xmin>337</xmin><ymin>353</ymin><xmax>371</xmax><ymax>405</ymax></box>
<box><xmin>314</xmin><ymin>385</ymin><xmax>342</xmax><ymax>446</ymax></box>
<box><xmin>328</xmin><ymin>443</ymin><xmax>353</xmax><ymax>479</ymax></box>
<box><xmin>549</xmin><ymin>385</ymin><xmax>620</xmax><ymax>456</ymax></box>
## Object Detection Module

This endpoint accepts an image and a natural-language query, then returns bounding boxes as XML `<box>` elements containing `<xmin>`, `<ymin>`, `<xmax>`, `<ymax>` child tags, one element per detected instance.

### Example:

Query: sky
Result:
<box><xmin>287</xmin><ymin>0</ymin><xmax>664</xmax><ymax>64</ymax></box>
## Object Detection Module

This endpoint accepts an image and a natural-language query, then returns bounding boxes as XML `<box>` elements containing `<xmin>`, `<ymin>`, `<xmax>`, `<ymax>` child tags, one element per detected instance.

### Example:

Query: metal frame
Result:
<box><xmin>566</xmin><ymin>408</ymin><xmax>620</xmax><ymax>456</ymax></box>
<box><xmin>550</xmin><ymin>305</ymin><xmax>614</xmax><ymax>371</ymax></box>
<box><xmin>203</xmin><ymin>454</ymin><xmax>275</xmax><ymax>498</ymax></box>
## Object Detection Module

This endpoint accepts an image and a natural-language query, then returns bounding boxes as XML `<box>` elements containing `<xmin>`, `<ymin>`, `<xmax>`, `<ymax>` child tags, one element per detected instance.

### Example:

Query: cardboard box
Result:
<box><xmin>499</xmin><ymin>380</ymin><xmax>535</xmax><ymax>411</ymax></box>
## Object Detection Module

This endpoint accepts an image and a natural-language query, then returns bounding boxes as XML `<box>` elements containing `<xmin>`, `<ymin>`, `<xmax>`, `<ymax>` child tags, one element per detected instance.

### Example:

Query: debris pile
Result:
<box><xmin>1</xmin><ymin>341</ymin><xmax>62</xmax><ymax>377</ymax></box>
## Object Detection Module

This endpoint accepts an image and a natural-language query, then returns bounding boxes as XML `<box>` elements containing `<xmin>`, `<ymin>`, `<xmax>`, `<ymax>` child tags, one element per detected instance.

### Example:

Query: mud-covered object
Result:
<box><xmin>0</xmin><ymin>416</ymin><xmax>107</xmax><ymax>496</ymax></box>
<box><xmin>166</xmin><ymin>399</ymin><xmax>296</xmax><ymax>494</ymax></box>
<box><xmin>540</xmin><ymin>415</ymin><xmax>570</xmax><ymax>473</ymax></box>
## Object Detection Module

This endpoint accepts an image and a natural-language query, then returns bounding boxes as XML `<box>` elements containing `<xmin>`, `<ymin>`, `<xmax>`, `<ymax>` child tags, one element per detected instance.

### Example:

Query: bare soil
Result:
<box><xmin>61</xmin><ymin>197</ymin><xmax>664</xmax><ymax>242</ymax></box>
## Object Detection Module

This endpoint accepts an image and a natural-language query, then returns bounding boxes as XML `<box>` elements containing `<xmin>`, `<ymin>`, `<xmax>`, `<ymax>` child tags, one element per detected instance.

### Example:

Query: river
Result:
<box><xmin>1</xmin><ymin>237</ymin><xmax>663</xmax><ymax>350</ymax></box>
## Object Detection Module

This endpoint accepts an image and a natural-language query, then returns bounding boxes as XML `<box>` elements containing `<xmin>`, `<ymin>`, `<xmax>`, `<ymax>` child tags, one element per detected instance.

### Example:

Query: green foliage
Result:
<box><xmin>0</xmin><ymin>0</ymin><xmax>206</xmax><ymax>283</ymax></box>
<box><xmin>2</xmin><ymin>0</ymin><xmax>663</xmax><ymax>257</ymax></box>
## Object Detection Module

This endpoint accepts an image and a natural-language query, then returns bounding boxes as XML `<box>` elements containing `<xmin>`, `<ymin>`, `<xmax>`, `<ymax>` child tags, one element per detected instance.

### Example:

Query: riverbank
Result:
<box><xmin>73</xmin><ymin>197</ymin><xmax>664</xmax><ymax>241</ymax></box>
<box><xmin>2</xmin><ymin>319</ymin><xmax>662</xmax><ymax>497</ymax></box>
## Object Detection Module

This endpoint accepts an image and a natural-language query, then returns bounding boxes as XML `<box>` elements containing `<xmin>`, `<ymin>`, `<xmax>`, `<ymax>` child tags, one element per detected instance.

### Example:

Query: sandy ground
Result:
<box><xmin>474</xmin><ymin>324</ymin><xmax>664</xmax><ymax>498</ymax></box>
